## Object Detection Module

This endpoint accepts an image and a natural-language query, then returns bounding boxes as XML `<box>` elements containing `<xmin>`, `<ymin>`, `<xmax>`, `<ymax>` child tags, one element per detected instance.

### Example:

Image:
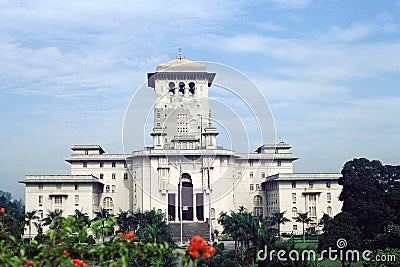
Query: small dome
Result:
<box><xmin>156</xmin><ymin>58</ymin><xmax>206</xmax><ymax>72</ymax></box>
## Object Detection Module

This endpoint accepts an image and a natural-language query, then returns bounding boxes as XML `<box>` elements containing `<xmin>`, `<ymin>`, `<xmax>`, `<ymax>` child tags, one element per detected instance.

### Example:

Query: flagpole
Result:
<box><xmin>208</xmin><ymin>161</ymin><xmax>212</xmax><ymax>243</ymax></box>
<box><xmin>179</xmin><ymin>163</ymin><xmax>183</xmax><ymax>245</ymax></box>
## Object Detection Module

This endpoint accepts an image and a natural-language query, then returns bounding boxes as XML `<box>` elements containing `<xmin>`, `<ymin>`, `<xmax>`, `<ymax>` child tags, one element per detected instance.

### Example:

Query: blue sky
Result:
<box><xmin>1</xmin><ymin>0</ymin><xmax>399</xmax><ymax>200</ymax></box>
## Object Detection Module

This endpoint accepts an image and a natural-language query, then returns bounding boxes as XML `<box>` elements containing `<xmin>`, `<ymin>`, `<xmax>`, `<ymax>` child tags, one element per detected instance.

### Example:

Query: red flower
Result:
<box><xmin>119</xmin><ymin>232</ymin><xmax>135</xmax><ymax>240</ymax></box>
<box><xmin>189</xmin><ymin>249</ymin><xmax>200</xmax><ymax>259</ymax></box>
<box><xmin>125</xmin><ymin>232</ymin><xmax>134</xmax><ymax>240</ymax></box>
<box><xmin>187</xmin><ymin>235</ymin><xmax>215</xmax><ymax>259</ymax></box>
<box><xmin>202</xmin><ymin>245</ymin><xmax>216</xmax><ymax>258</ymax></box>
<box><xmin>25</xmin><ymin>262</ymin><xmax>34</xmax><ymax>267</ymax></box>
<box><xmin>63</xmin><ymin>250</ymin><xmax>69</xmax><ymax>258</ymax></box>
<box><xmin>71</xmin><ymin>259</ymin><xmax>92</xmax><ymax>267</ymax></box>
<box><xmin>0</xmin><ymin>207</ymin><xmax>5</xmax><ymax>214</ymax></box>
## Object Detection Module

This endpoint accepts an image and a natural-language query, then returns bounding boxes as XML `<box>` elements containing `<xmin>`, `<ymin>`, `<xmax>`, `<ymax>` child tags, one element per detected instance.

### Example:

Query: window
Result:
<box><xmin>124</xmin><ymin>162</ymin><xmax>128</xmax><ymax>168</ymax></box>
<box><xmin>326</xmin><ymin>181</ymin><xmax>331</xmax><ymax>188</ymax></box>
<box><xmin>327</xmin><ymin>192</ymin><xmax>331</xmax><ymax>202</ymax></box>
<box><xmin>256</xmin><ymin>184</ymin><xmax>260</xmax><ymax>190</ymax></box>
<box><xmin>38</xmin><ymin>195</ymin><xmax>43</xmax><ymax>206</ymax></box>
<box><xmin>292</xmin><ymin>182</ymin><xmax>296</xmax><ymax>188</ymax></box>
<box><xmin>327</xmin><ymin>206</ymin><xmax>333</xmax><ymax>216</ymax></box>
<box><xmin>293</xmin><ymin>225</ymin><xmax>297</xmax><ymax>231</ymax></box>
<box><xmin>250</xmin><ymin>184</ymin><xmax>254</xmax><ymax>191</ymax></box>
<box><xmin>254</xmin><ymin>195</ymin><xmax>263</xmax><ymax>206</ymax></box>
<box><xmin>309</xmin><ymin>181</ymin><xmax>314</xmax><ymax>188</ymax></box>
<box><xmin>84</xmin><ymin>150</ymin><xmax>88</xmax><ymax>155</ymax></box>
<box><xmin>309</xmin><ymin>194</ymin><xmax>317</xmax><ymax>203</ymax></box>
<box><xmin>253</xmin><ymin>207</ymin><xmax>263</xmax><ymax>216</ymax></box>
<box><xmin>75</xmin><ymin>195</ymin><xmax>79</xmax><ymax>206</ymax></box>
<box><xmin>38</xmin><ymin>210</ymin><xmax>43</xmax><ymax>220</ymax></box>
<box><xmin>100</xmin><ymin>173</ymin><xmax>104</xmax><ymax>179</ymax></box>
<box><xmin>250</xmin><ymin>172</ymin><xmax>254</xmax><ymax>179</ymax></box>
<box><xmin>292</xmin><ymin>207</ymin><xmax>298</xmax><ymax>218</ymax></box>
<box><xmin>124</xmin><ymin>173</ymin><xmax>128</xmax><ymax>180</ymax></box>
<box><xmin>112</xmin><ymin>173</ymin><xmax>116</xmax><ymax>180</ymax></box>
<box><xmin>210</xmin><ymin>208</ymin><xmax>216</xmax><ymax>219</ymax></box>
<box><xmin>249</xmin><ymin>160</ymin><xmax>253</xmax><ymax>166</ymax></box>
<box><xmin>292</xmin><ymin>193</ymin><xmax>297</xmax><ymax>203</ymax></box>
<box><xmin>277</xmin><ymin>160</ymin><xmax>282</xmax><ymax>166</ymax></box>
<box><xmin>261</xmin><ymin>172</ymin><xmax>265</xmax><ymax>179</ymax></box>
<box><xmin>112</xmin><ymin>185</ymin><xmax>116</xmax><ymax>193</ymax></box>
<box><xmin>103</xmin><ymin>197</ymin><xmax>114</xmax><ymax>213</ymax></box>
<box><xmin>38</xmin><ymin>183</ymin><xmax>43</xmax><ymax>190</ymax></box>
<box><xmin>74</xmin><ymin>184</ymin><xmax>79</xmax><ymax>190</ymax></box>
<box><xmin>54</xmin><ymin>196</ymin><xmax>62</xmax><ymax>205</ymax></box>
<box><xmin>56</xmin><ymin>183</ymin><xmax>62</xmax><ymax>190</ymax></box>
<box><xmin>112</xmin><ymin>162</ymin><xmax>116</xmax><ymax>168</ymax></box>
<box><xmin>238</xmin><ymin>172</ymin><xmax>242</xmax><ymax>178</ymax></box>
<box><xmin>309</xmin><ymin>206</ymin><xmax>316</xmax><ymax>217</ymax></box>
<box><xmin>100</xmin><ymin>162</ymin><xmax>104</xmax><ymax>168</ymax></box>
<box><xmin>83</xmin><ymin>161</ymin><xmax>87</xmax><ymax>168</ymax></box>
<box><xmin>105</xmin><ymin>185</ymin><xmax>110</xmax><ymax>193</ymax></box>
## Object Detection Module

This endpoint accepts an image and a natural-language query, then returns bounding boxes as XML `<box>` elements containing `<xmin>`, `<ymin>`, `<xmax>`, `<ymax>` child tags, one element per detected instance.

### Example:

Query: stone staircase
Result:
<box><xmin>168</xmin><ymin>222</ymin><xmax>211</xmax><ymax>242</ymax></box>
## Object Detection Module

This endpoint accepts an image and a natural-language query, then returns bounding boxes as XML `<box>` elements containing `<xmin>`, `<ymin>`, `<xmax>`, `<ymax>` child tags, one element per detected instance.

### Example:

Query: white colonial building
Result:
<box><xmin>21</xmin><ymin>54</ymin><xmax>342</xmax><ymax>237</ymax></box>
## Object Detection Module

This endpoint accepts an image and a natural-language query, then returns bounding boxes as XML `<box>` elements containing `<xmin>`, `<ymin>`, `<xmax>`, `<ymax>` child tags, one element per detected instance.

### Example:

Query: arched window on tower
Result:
<box><xmin>253</xmin><ymin>195</ymin><xmax>263</xmax><ymax>206</ymax></box>
<box><xmin>103</xmin><ymin>197</ymin><xmax>114</xmax><ymax>213</ymax></box>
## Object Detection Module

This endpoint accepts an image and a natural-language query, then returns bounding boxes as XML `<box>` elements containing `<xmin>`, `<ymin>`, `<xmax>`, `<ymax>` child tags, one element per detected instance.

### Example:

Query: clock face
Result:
<box><xmin>169</xmin><ymin>82</ymin><xmax>175</xmax><ymax>89</ymax></box>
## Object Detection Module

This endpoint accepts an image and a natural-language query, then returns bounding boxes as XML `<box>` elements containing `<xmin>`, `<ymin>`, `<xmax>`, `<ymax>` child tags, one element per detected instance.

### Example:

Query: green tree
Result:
<box><xmin>295</xmin><ymin>212</ymin><xmax>311</xmax><ymax>243</ymax></box>
<box><xmin>73</xmin><ymin>209</ymin><xmax>90</xmax><ymax>227</ymax></box>
<box><xmin>42</xmin><ymin>210</ymin><xmax>63</xmax><ymax>229</ymax></box>
<box><xmin>318</xmin><ymin>212</ymin><xmax>362</xmax><ymax>267</ymax></box>
<box><xmin>92</xmin><ymin>208</ymin><xmax>116</xmax><ymax>243</ymax></box>
<box><xmin>24</xmin><ymin>210</ymin><xmax>39</xmax><ymax>240</ymax></box>
<box><xmin>116</xmin><ymin>209</ymin><xmax>138</xmax><ymax>233</ymax></box>
<box><xmin>339</xmin><ymin>158</ymin><xmax>400</xmax><ymax>241</ymax></box>
<box><xmin>270</xmin><ymin>209</ymin><xmax>290</xmax><ymax>236</ymax></box>
<box><xmin>135</xmin><ymin>210</ymin><xmax>172</xmax><ymax>244</ymax></box>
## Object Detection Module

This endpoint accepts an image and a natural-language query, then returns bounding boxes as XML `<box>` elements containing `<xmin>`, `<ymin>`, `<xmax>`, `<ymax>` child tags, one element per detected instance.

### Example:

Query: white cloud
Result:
<box><xmin>328</xmin><ymin>24</ymin><xmax>376</xmax><ymax>42</ymax></box>
<box><xmin>270</xmin><ymin>0</ymin><xmax>311</xmax><ymax>9</ymax></box>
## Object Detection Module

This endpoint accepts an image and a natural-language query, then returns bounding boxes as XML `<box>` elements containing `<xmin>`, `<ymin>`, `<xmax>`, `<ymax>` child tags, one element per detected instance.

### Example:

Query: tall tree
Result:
<box><xmin>25</xmin><ymin>210</ymin><xmax>39</xmax><ymax>240</ymax></box>
<box><xmin>42</xmin><ymin>210</ymin><xmax>63</xmax><ymax>229</ymax></box>
<box><xmin>318</xmin><ymin>212</ymin><xmax>362</xmax><ymax>267</ymax></box>
<box><xmin>295</xmin><ymin>212</ymin><xmax>311</xmax><ymax>243</ymax></box>
<box><xmin>339</xmin><ymin>158</ymin><xmax>400</xmax><ymax>240</ymax></box>
<box><xmin>270</xmin><ymin>209</ymin><xmax>290</xmax><ymax>236</ymax></box>
<box><xmin>116</xmin><ymin>209</ymin><xmax>138</xmax><ymax>233</ymax></box>
<box><xmin>73</xmin><ymin>209</ymin><xmax>91</xmax><ymax>227</ymax></box>
<box><xmin>92</xmin><ymin>208</ymin><xmax>115</xmax><ymax>243</ymax></box>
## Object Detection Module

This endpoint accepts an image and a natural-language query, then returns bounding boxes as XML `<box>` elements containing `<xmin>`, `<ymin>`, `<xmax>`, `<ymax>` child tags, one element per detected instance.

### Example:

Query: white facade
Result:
<box><xmin>21</xmin><ymin>56</ymin><xmax>342</xmax><ymax>237</ymax></box>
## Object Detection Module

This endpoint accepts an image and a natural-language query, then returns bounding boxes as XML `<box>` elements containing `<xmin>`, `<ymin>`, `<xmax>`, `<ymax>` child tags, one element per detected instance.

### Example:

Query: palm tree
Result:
<box><xmin>92</xmin><ymin>208</ymin><xmax>114</xmax><ymax>243</ymax></box>
<box><xmin>25</xmin><ymin>210</ymin><xmax>39</xmax><ymax>240</ymax></box>
<box><xmin>295</xmin><ymin>212</ymin><xmax>312</xmax><ymax>243</ymax></box>
<box><xmin>116</xmin><ymin>209</ymin><xmax>138</xmax><ymax>233</ymax></box>
<box><xmin>43</xmin><ymin>210</ymin><xmax>63</xmax><ymax>229</ymax></box>
<box><xmin>73</xmin><ymin>209</ymin><xmax>91</xmax><ymax>227</ymax></box>
<box><xmin>270</xmin><ymin>209</ymin><xmax>290</xmax><ymax>236</ymax></box>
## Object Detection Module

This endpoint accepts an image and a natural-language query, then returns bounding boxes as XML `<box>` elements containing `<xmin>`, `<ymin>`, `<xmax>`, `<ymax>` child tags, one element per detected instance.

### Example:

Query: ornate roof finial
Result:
<box><xmin>178</xmin><ymin>48</ymin><xmax>183</xmax><ymax>60</ymax></box>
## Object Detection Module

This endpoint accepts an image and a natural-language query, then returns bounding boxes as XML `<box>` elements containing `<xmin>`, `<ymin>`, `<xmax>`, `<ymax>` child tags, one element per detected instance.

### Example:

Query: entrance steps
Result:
<box><xmin>168</xmin><ymin>222</ymin><xmax>210</xmax><ymax>242</ymax></box>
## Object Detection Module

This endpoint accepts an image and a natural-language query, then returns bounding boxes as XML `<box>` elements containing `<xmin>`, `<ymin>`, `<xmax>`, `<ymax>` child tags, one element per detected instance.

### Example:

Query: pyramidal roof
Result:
<box><xmin>156</xmin><ymin>57</ymin><xmax>206</xmax><ymax>72</ymax></box>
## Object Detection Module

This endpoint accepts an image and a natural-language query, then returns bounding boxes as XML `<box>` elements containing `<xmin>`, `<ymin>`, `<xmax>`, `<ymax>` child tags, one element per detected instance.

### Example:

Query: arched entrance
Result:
<box><xmin>178</xmin><ymin>173</ymin><xmax>193</xmax><ymax>221</ymax></box>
